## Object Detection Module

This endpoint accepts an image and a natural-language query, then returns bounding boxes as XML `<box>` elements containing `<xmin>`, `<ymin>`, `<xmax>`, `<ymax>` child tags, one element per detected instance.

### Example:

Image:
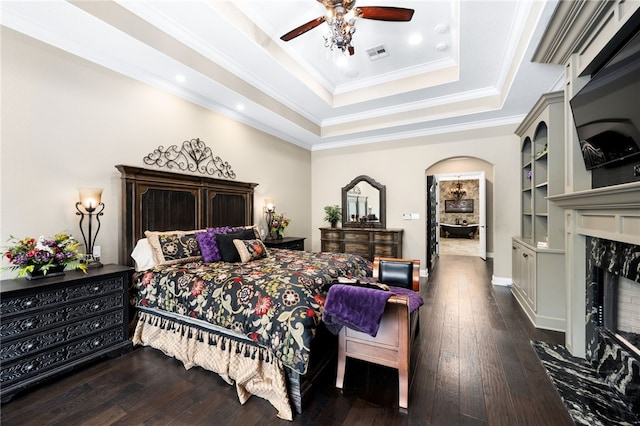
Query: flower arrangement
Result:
<box><xmin>3</xmin><ymin>232</ymin><xmax>87</xmax><ymax>278</ymax></box>
<box><xmin>270</xmin><ymin>213</ymin><xmax>291</xmax><ymax>238</ymax></box>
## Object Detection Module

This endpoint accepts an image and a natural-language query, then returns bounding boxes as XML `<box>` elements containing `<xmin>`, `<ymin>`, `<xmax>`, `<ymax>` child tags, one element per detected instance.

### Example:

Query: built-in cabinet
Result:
<box><xmin>512</xmin><ymin>91</ymin><xmax>566</xmax><ymax>331</ymax></box>
<box><xmin>320</xmin><ymin>228</ymin><xmax>403</xmax><ymax>261</ymax></box>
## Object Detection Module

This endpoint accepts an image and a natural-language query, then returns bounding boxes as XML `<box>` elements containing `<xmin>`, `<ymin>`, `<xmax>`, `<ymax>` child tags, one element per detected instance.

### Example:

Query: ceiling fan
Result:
<box><xmin>280</xmin><ymin>0</ymin><xmax>415</xmax><ymax>56</ymax></box>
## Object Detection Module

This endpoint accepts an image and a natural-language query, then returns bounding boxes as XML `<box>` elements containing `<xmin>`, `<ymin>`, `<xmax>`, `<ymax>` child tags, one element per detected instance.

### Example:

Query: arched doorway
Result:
<box><xmin>426</xmin><ymin>157</ymin><xmax>494</xmax><ymax>273</ymax></box>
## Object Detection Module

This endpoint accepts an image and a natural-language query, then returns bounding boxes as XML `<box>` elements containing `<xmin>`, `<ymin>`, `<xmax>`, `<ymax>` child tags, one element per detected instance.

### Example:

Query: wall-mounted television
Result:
<box><xmin>445</xmin><ymin>199</ymin><xmax>473</xmax><ymax>213</ymax></box>
<box><xmin>569</xmin><ymin>28</ymin><xmax>640</xmax><ymax>171</ymax></box>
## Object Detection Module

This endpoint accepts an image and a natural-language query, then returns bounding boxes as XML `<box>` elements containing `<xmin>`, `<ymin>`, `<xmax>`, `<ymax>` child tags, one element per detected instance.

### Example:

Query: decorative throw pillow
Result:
<box><xmin>196</xmin><ymin>225</ymin><xmax>254</xmax><ymax>263</ymax></box>
<box><xmin>233</xmin><ymin>238</ymin><xmax>268</xmax><ymax>263</ymax></box>
<box><xmin>130</xmin><ymin>238</ymin><xmax>156</xmax><ymax>271</ymax></box>
<box><xmin>215</xmin><ymin>228</ymin><xmax>257</xmax><ymax>263</ymax></box>
<box><xmin>196</xmin><ymin>226</ymin><xmax>231</xmax><ymax>263</ymax></box>
<box><xmin>144</xmin><ymin>230</ymin><xmax>203</xmax><ymax>266</ymax></box>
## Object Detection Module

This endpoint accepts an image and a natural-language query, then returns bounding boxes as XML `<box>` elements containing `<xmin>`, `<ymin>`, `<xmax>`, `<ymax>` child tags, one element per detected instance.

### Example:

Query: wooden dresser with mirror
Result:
<box><xmin>321</xmin><ymin>175</ymin><xmax>402</xmax><ymax>261</ymax></box>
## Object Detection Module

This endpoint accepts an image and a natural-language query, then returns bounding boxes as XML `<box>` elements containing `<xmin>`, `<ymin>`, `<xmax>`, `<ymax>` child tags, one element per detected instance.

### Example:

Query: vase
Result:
<box><xmin>26</xmin><ymin>264</ymin><xmax>66</xmax><ymax>280</ymax></box>
<box><xmin>331</xmin><ymin>221</ymin><xmax>337</xmax><ymax>228</ymax></box>
<box><xmin>276</xmin><ymin>233</ymin><xmax>283</xmax><ymax>240</ymax></box>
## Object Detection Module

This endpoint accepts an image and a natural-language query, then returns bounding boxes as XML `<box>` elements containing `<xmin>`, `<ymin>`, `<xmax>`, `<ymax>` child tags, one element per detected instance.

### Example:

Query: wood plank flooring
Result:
<box><xmin>1</xmin><ymin>255</ymin><xmax>574</xmax><ymax>425</ymax></box>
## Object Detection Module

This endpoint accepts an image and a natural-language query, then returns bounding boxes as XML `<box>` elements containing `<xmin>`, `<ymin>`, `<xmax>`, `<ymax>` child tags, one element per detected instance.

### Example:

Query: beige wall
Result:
<box><xmin>311</xmin><ymin>127</ymin><xmax>520</xmax><ymax>282</ymax></box>
<box><xmin>0</xmin><ymin>28</ymin><xmax>311</xmax><ymax>279</ymax></box>
<box><xmin>1</xmin><ymin>27</ymin><xmax>521</xmax><ymax>284</ymax></box>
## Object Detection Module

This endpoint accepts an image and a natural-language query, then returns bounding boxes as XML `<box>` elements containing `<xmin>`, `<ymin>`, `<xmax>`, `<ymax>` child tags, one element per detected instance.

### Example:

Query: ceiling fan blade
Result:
<box><xmin>357</xmin><ymin>6</ymin><xmax>415</xmax><ymax>21</ymax></box>
<box><xmin>280</xmin><ymin>16</ymin><xmax>327</xmax><ymax>41</ymax></box>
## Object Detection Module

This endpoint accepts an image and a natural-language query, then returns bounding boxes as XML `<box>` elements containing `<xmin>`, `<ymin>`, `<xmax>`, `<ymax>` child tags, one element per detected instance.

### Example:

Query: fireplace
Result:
<box><xmin>586</xmin><ymin>237</ymin><xmax>640</xmax><ymax>415</ymax></box>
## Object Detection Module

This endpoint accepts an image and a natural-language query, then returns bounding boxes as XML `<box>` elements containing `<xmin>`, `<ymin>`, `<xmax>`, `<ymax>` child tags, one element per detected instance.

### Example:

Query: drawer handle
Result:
<box><xmin>24</xmin><ymin>300</ymin><xmax>34</xmax><ymax>307</ymax></box>
<box><xmin>523</xmin><ymin>253</ymin><xmax>528</xmax><ymax>258</ymax></box>
<box><xmin>92</xmin><ymin>339</ymin><xmax>102</xmax><ymax>347</ymax></box>
<box><xmin>92</xmin><ymin>286</ymin><xmax>100</xmax><ymax>292</ymax></box>
<box><xmin>23</xmin><ymin>320</ymin><xmax>36</xmax><ymax>329</ymax></box>
<box><xmin>92</xmin><ymin>322</ymin><xmax>101</xmax><ymax>329</ymax></box>
<box><xmin>92</xmin><ymin>303</ymin><xmax>101</xmax><ymax>311</ymax></box>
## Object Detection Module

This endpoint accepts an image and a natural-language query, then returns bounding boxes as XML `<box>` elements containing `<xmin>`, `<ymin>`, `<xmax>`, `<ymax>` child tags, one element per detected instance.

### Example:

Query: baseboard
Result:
<box><xmin>491</xmin><ymin>275</ymin><xmax>512</xmax><ymax>286</ymax></box>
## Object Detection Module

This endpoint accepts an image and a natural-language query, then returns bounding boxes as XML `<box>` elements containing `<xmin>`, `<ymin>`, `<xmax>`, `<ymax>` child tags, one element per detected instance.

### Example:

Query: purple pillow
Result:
<box><xmin>195</xmin><ymin>226</ymin><xmax>248</xmax><ymax>263</ymax></box>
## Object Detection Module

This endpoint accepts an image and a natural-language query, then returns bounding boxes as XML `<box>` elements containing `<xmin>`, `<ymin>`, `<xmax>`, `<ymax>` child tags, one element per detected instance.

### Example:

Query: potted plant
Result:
<box><xmin>324</xmin><ymin>205</ymin><xmax>342</xmax><ymax>228</ymax></box>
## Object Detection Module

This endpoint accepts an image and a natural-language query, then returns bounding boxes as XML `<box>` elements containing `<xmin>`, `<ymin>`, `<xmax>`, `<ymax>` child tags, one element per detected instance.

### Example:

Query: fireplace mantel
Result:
<box><xmin>549</xmin><ymin>182</ymin><xmax>640</xmax><ymax>247</ymax></box>
<box><xmin>548</xmin><ymin>181</ymin><xmax>640</xmax><ymax>210</ymax></box>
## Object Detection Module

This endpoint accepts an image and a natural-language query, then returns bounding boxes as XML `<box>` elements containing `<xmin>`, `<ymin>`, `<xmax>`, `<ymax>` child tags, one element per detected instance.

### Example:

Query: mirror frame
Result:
<box><xmin>342</xmin><ymin>175</ymin><xmax>386</xmax><ymax>228</ymax></box>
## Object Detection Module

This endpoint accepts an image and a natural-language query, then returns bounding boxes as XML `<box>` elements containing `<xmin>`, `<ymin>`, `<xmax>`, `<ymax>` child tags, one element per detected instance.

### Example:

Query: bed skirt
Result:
<box><xmin>132</xmin><ymin>310</ymin><xmax>293</xmax><ymax>420</ymax></box>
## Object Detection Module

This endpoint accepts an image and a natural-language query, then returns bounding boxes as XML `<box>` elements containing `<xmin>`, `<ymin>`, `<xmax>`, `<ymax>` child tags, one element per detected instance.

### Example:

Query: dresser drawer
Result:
<box><xmin>1</xmin><ymin>277</ymin><xmax>123</xmax><ymax>318</ymax></box>
<box><xmin>344</xmin><ymin>232</ymin><xmax>370</xmax><ymax>243</ymax></box>
<box><xmin>373</xmin><ymin>244</ymin><xmax>398</xmax><ymax>258</ymax></box>
<box><xmin>1</xmin><ymin>327</ymin><xmax>124</xmax><ymax>387</ymax></box>
<box><xmin>1</xmin><ymin>289</ymin><xmax>65</xmax><ymax>316</ymax></box>
<box><xmin>322</xmin><ymin>241</ymin><xmax>342</xmax><ymax>253</ymax></box>
<box><xmin>373</xmin><ymin>232</ymin><xmax>396</xmax><ymax>242</ymax></box>
<box><xmin>0</xmin><ymin>293</ymin><xmax>124</xmax><ymax>340</ymax></box>
<box><xmin>66</xmin><ymin>277</ymin><xmax>125</xmax><ymax>302</ymax></box>
<box><xmin>344</xmin><ymin>242</ymin><xmax>370</xmax><ymax>259</ymax></box>
<box><xmin>0</xmin><ymin>310</ymin><xmax>124</xmax><ymax>362</ymax></box>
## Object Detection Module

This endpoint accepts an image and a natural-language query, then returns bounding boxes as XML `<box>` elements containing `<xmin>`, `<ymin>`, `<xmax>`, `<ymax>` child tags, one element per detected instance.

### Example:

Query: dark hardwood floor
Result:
<box><xmin>1</xmin><ymin>255</ymin><xmax>574</xmax><ymax>425</ymax></box>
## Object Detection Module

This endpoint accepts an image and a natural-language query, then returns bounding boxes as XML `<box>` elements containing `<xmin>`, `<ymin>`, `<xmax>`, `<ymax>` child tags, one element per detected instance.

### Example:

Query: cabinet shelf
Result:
<box><xmin>535</xmin><ymin>151</ymin><xmax>548</xmax><ymax>161</ymax></box>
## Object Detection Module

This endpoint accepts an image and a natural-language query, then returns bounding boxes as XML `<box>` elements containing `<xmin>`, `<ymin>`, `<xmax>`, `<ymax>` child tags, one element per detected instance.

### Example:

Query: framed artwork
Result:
<box><xmin>445</xmin><ymin>199</ymin><xmax>474</xmax><ymax>213</ymax></box>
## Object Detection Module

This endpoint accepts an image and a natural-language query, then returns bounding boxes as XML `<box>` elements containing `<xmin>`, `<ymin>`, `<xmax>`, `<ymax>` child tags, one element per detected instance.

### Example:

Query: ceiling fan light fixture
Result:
<box><xmin>323</xmin><ymin>12</ymin><xmax>357</xmax><ymax>56</ymax></box>
<box><xmin>281</xmin><ymin>2</ymin><xmax>414</xmax><ymax>58</ymax></box>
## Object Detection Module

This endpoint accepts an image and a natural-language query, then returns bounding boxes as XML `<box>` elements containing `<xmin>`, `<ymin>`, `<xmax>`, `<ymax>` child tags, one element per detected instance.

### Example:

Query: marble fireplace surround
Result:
<box><xmin>550</xmin><ymin>181</ymin><xmax>640</xmax><ymax>415</ymax></box>
<box><xmin>585</xmin><ymin>236</ymin><xmax>640</xmax><ymax>415</ymax></box>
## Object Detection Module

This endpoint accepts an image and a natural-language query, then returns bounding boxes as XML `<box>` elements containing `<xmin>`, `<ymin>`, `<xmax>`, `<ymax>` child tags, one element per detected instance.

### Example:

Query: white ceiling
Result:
<box><xmin>1</xmin><ymin>0</ymin><xmax>564</xmax><ymax>150</ymax></box>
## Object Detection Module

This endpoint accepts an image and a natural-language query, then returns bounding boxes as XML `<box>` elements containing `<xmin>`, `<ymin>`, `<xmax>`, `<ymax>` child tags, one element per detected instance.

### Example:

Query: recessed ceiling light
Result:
<box><xmin>436</xmin><ymin>42</ymin><xmax>448</xmax><ymax>51</ymax></box>
<box><xmin>345</xmin><ymin>69</ymin><xmax>359</xmax><ymax>78</ymax></box>
<box><xmin>236</xmin><ymin>104</ymin><xmax>245</xmax><ymax>111</ymax></box>
<box><xmin>408</xmin><ymin>34</ymin><xmax>423</xmax><ymax>45</ymax></box>
<box><xmin>336</xmin><ymin>56</ymin><xmax>349</xmax><ymax>68</ymax></box>
<box><xmin>175</xmin><ymin>74</ymin><xmax>186</xmax><ymax>83</ymax></box>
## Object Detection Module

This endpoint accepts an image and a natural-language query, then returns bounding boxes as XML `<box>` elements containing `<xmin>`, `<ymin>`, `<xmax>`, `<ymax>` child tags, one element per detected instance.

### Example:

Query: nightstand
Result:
<box><xmin>263</xmin><ymin>237</ymin><xmax>306</xmax><ymax>251</ymax></box>
<box><xmin>0</xmin><ymin>264</ymin><xmax>133</xmax><ymax>402</ymax></box>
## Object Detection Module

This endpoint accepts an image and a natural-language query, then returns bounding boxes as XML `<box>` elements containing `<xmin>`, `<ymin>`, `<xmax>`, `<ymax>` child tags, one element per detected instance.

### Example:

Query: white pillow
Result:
<box><xmin>131</xmin><ymin>238</ymin><xmax>156</xmax><ymax>271</ymax></box>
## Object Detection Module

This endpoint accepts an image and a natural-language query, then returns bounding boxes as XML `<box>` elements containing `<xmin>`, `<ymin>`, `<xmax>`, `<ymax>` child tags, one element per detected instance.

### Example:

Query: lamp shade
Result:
<box><xmin>78</xmin><ymin>188</ymin><xmax>103</xmax><ymax>211</ymax></box>
<box><xmin>265</xmin><ymin>199</ymin><xmax>275</xmax><ymax>211</ymax></box>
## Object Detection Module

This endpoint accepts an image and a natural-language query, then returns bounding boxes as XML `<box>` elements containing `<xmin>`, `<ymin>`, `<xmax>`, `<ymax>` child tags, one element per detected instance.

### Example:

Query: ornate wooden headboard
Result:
<box><xmin>116</xmin><ymin>165</ymin><xmax>258</xmax><ymax>266</ymax></box>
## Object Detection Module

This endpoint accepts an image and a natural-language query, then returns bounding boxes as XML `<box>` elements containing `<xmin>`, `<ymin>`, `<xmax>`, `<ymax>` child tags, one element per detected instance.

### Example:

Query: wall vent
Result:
<box><xmin>366</xmin><ymin>45</ymin><xmax>389</xmax><ymax>61</ymax></box>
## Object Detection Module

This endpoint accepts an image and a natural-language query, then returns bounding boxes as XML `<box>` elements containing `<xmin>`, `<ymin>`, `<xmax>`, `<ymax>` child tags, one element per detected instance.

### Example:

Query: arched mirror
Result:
<box><xmin>342</xmin><ymin>175</ymin><xmax>386</xmax><ymax>228</ymax></box>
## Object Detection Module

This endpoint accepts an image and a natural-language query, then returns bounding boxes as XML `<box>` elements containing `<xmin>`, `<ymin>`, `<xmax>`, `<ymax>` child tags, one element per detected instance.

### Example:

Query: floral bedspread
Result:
<box><xmin>131</xmin><ymin>249</ymin><xmax>371</xmax><ymax>374</ymax></box>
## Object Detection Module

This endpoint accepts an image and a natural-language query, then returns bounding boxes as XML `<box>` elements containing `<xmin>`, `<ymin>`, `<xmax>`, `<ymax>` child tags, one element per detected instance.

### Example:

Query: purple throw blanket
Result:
<box><xmin>323</xmin><ymin>285</ymin><xmax>424</xmax><ymax>337</ymax></box>
<box><xmin>387</xmin><ymin>286</ymin><xmax>424</xmax><ymax>313</ymax></box>
<box><xmin>324</xmin><ymin>284</ymin><xmax>392</xmax><ymax>337</ymax></box>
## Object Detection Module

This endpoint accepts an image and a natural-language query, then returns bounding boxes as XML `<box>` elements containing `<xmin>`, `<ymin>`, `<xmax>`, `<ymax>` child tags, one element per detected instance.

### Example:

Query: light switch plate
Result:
<box><xmin>411</xmin><ymin>213</ymin><xmax>420</xmax><ymax>220</ymax></box>
<box><xmin>402</xmin><ymin>213</ymin><xmax>412</xmax><ymax>220</ymax></box>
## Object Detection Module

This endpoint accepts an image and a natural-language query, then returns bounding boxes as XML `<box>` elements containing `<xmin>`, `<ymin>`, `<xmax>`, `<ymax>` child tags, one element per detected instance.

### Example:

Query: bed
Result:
<box><xmin>117</xmin><ymin>165</ymin><xmax>371</xmax><ymax>420</ymax></box>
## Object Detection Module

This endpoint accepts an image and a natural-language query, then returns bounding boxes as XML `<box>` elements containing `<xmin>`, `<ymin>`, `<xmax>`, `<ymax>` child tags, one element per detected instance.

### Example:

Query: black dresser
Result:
<box><xmin>0</xmin><ymin>264</ymin><xmax>133</xmax><ymax>402</ymax></box>
<box><xmin>263</xmin><ymin>236</ymin><xmax>305</xmax><ymax>251</ymax></box>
